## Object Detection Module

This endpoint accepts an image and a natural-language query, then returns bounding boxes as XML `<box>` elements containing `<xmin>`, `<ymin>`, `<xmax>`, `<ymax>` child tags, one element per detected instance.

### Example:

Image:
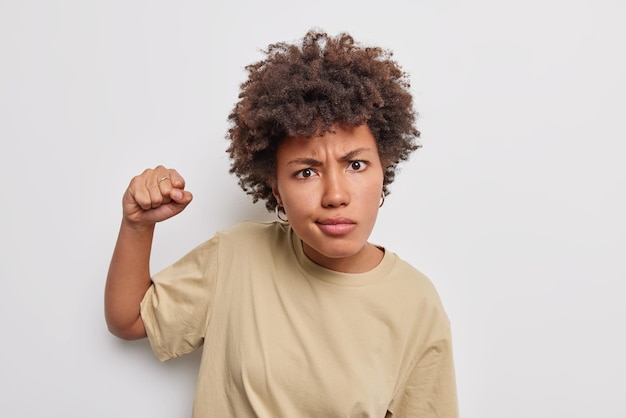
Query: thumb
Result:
<box><xmin>170</xmin><ymin>189</ymin><xmax>193</xmax><ymax>206</ymax></box>
<box><xmin>151</xmin><ymin>189</ymin><xmax>193</xmax><ymax>222</ymax></box>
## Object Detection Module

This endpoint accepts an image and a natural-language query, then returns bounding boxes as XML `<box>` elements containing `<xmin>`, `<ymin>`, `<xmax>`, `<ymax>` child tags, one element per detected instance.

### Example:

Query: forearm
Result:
<box><xmin>105</xmin><ymin>166</ymin><xmax>192</xmax><ymax>339</ymax></box>
<box><xmin>104</xmin><ymin>219</ymin><xmax>155</xmax><ymax>340</ymax></box>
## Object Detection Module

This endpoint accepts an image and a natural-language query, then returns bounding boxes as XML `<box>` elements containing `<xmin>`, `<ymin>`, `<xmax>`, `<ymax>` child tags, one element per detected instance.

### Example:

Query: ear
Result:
<box><xmin>271</xmin><ymin>181</ymin><xmax>282</xmax><ymax>206</ymax></box>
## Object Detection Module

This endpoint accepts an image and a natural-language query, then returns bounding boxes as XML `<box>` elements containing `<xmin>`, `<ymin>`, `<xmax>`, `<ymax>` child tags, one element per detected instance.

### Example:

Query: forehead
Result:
<box><xmin>277</xmin><ymin>124</ymin><xmax>378</xmax><ymax>159</ymax></box>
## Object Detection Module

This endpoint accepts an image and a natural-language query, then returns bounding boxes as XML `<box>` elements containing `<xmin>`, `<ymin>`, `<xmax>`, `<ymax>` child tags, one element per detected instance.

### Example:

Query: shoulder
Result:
<box><xmin>219</xmin><ymin>220</ymin><xmax>289</xmax><ymax>242</ymax></box>
<box><xmin>221</xmin><ymin>219</ymin><xmax>288</xmax><ymax>235</ymax></box>
<box><xmin>215</xmin><ymin>220</ymin><xmax>291</xmax><ymax>254</ymax></box>
<box><xmin>385</xmin><ymin>253</ymin><xmax>451</xmax><ymax>328</ymax></box>
<box><xmin>387</xmin><ymin>254</ymin><xmax>440</xmax><ymax>299</ymax></box>
<box><xmin>168</xmin><ymin>221</ymin><xmax>288</xmax><ymax>262</ymax></box>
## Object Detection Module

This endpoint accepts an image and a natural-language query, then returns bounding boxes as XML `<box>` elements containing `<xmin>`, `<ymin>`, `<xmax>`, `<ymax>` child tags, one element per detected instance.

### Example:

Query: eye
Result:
<box><xmin>295</xmin><ymin>168</ymin><xmax>316</xmax><ymax>179</ymax></box>
<box><xmin>348</xmin><ymin>160</ymin><xmax>367</xmax><ymax>172</ymax></box>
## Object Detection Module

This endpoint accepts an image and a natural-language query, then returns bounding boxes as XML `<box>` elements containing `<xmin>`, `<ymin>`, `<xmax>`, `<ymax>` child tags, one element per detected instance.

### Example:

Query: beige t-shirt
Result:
<box><xmin>140</xmin><ymin>221</ymin><xmax>458</xmax><ymax>417</ymax></box>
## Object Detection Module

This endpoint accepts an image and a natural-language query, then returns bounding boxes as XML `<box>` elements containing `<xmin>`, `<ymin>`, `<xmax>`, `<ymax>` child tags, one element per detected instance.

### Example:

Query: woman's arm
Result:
<box><xmin>104</xmin><ymin>166</ymin><xmax>193</xmax><ymax>340</ymax></box>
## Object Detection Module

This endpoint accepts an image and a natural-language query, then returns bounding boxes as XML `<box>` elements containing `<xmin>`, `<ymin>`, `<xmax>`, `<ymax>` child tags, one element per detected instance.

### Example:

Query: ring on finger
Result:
<box><xmin>157</xmin><ymin>176</ymin><xmax>171</xmax><ymax>185</ymax></box>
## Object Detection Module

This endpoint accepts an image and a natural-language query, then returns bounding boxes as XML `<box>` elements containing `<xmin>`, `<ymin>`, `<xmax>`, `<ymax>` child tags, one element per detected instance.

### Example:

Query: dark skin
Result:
<box><xmin>106</xmin><ymin>31</ymin><xmax>419</xmax><ymax>340</ymax></box>
<box><xmin>105</xmin><ymin>126</ymin><xmax>384</xmax><ymax>338</ymax></box>
<box><xmin>227</xmin><ymin>30</ymin><xmax>419</xmax><ymax>212</ymax></box>
<box><xmin>105</xmin><ymin>166</ymin><xmax>192</xmax><ymax>339</ymax></box>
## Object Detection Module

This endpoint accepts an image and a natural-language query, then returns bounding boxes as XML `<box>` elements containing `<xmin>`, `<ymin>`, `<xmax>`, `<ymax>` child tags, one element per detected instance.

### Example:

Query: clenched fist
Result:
<box><xmin>122</xmin><ymin>165</ymin><xmax>193</xmax><ymax>226</ymax></box>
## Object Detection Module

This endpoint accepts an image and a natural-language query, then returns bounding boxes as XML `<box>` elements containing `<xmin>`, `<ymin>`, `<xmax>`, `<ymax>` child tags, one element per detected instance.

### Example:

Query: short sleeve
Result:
<box><xmin>388</xmin><ymin>327</ymin><xmax>459</xmax><ymax>417</ymax></box>
<box><xmin>140</xmin><ymin>236</ymin><xmax>219</xmax><ymax>362</ymax></box>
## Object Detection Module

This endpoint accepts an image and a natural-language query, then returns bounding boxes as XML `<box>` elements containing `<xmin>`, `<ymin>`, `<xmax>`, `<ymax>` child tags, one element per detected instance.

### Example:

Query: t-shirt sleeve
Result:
<box><xmin>140</xmin><ymin>236</ymin><xmax>219</xmax><ymax>362</ymax></box>
<box><xmin>389</xmin><ymin>326</ymin><xmax>459</xmax><ymax>417</ymax></box>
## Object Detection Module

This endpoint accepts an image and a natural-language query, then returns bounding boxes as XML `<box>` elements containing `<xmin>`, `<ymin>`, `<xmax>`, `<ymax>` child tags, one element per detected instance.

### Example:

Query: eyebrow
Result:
<box><xmin>285</xmin><ymin>147</ymin><xmax>372</xmax><ymax>166</ymax></box>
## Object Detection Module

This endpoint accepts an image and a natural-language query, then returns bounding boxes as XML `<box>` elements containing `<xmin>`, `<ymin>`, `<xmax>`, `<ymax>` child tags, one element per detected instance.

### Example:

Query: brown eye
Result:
<box><xmin>295</xmin><ymin>168</ymin><xmax>316</xmax><ymax>179</ymax></box>
<box><xmin>349</xmin><ymin>161</ymin><xmax>367</xmax><ymax>171</ymax></box>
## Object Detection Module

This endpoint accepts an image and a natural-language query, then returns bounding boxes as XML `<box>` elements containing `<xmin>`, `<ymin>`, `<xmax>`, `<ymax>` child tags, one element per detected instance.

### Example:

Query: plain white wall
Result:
<box><xmin>1</xmin><ymin>0</ymin><xmax>624</xmax><ymax>417</ymax></box>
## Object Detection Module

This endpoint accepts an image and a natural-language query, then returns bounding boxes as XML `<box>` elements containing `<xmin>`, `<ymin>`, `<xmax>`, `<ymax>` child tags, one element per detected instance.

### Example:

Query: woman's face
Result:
<box><xmin>272</xmin><ymin>124</ymin><xmax>385</xmax><ymax>273</ymax></box>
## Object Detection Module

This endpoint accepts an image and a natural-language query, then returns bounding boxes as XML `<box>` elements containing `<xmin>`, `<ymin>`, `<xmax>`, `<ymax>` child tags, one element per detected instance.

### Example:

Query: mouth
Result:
<box><xmin>316</xmin><ymin>217</ymin><xmax>357</xmax><ymax>236</ymax></box>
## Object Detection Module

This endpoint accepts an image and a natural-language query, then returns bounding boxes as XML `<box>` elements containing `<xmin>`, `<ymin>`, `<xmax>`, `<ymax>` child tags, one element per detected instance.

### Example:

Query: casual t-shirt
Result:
<box><xmin>140</xmin><ymin>220</ymin><xmax>458</xmax><ymax>417</ymax></box>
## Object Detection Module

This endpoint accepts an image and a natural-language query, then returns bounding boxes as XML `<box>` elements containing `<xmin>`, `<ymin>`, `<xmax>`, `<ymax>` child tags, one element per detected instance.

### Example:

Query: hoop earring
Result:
<box><xmin>379</xmin><ymin>192</ymin><xmax>385</xmax><ymax>208</ymax></box>
<box><xmin>275</xmin><ymin>205</ymin><xmax>288</xmax><ymax>222</ymax></box>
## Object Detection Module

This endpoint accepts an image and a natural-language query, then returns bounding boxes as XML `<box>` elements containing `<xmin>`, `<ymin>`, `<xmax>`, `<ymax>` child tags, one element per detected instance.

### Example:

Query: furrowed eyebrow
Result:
<box><xmin>339</xmin><ymin>147</ymin><xmax>371</xmax><ymax>161</ymax></box>
<box><xmin>285</xmin><ymin>157</ymin><xmax>322</xmax><ymax>166</ymax></box>
<box><xmin>285</xmin><ymin>148</ymin><xmax>372</xmax><ymax>166</ymax></box>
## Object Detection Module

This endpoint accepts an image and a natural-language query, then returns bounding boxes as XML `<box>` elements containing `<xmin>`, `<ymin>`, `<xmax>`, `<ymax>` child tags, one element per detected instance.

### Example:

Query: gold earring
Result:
<box><xmin>275</xmin><ymin>205</ymin><xmax>288</xmax><ymax>222</ymax></box>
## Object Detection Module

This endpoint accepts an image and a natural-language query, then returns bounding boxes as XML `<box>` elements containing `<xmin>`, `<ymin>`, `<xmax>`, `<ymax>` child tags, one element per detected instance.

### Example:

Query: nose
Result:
<box><xmin>321</xmin><ymin>170</ymin><xmax>350</xmax><ymax>208</ymax></box>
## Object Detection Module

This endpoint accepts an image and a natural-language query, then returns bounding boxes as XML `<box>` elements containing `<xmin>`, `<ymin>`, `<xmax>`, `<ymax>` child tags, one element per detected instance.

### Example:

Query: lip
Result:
<box><xmin>316</xmin><ymin>217</ymin><xmax>357</xmax><ymax>236</ymax></box>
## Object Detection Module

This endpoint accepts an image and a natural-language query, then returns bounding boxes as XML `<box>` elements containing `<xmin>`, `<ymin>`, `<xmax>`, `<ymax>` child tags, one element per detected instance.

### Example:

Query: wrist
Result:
<box><xmin>120</xmin><ymin>218</ymin><xmax>156</xmax><ymax>235</ymax></box>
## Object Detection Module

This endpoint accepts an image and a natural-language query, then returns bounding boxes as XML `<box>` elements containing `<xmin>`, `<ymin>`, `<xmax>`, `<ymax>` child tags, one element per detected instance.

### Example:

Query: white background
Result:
<box><xmin>1</xmin><ymin>1</ymin><xmax>625</xmax><ymax>417</ymax></box>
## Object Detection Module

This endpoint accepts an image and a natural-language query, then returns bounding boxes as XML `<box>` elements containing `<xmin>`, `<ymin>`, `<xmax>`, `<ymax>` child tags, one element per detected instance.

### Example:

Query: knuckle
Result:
<box><xmin>150</xmin><ymin>196</ymin><xmax>163</xmax><ymax>208</ymax></box>
<box><xmin>129</xmin><ymin>174</ymin><xmax>143</xmax><ymax>186</ymax></box>
<box><xmin>135</xmin><ymin>195</ymin><xmax>152</xmax><ymax>209</ymax></box>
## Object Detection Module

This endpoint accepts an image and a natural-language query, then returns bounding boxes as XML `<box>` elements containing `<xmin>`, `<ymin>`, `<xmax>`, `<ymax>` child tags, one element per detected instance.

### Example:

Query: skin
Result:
<box><xmin>104</xmin><ymin>166</ymin><xmax>193</xmax><ymax>339</ymax></box>
<box><xmin>272</xmin><ymin>124</ymin><xmax>385</xmax><ymax>273</ymax></box>
<box><xmin>105</xmin><ymin>123</ymin><xmax>385</xmax><ymax>339</ymax></box>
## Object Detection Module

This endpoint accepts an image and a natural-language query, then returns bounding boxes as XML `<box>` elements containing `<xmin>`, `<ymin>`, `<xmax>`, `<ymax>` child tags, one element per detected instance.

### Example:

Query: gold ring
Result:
<box><xmin>157</xmin><ymin>176</ymin><xmax>170</xmax><ymax>184</ymax></box>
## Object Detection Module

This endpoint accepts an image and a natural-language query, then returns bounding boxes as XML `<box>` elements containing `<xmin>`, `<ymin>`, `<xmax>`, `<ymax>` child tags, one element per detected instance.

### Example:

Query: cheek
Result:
<box><xmin>276</xmin><ymin>182</ymin><xmax>312</xmax><ymax>212</ymax></box>
<box><xmin>360</xmin><ymin>173</ymin><xmax>384</xmax><ymax>198</ymax></box>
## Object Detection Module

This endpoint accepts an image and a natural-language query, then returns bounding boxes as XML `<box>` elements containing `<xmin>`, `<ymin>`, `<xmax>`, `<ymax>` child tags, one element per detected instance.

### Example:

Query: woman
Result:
<box><xmin>105</xmin><ymin>30</ymin><xmax>458</xmax><ymax>417</ymax></box>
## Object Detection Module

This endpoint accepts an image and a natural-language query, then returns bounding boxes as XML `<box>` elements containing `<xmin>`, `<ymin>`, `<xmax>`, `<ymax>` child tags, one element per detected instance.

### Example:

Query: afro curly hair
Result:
<box><xmin>227</xmin><ymin>29</ymin><xmax>420</xmax><ymax>212</ymax></box>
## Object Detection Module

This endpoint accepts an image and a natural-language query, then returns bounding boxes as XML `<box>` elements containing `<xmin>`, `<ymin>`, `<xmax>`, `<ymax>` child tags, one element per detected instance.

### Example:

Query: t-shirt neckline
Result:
<box><xmin>289</xmin><ymin>226</ymin><xmax>395</xmax><ymax>286</ymax></box>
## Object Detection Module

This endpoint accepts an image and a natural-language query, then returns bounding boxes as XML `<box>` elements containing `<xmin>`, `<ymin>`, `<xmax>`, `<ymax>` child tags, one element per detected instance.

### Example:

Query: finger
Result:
<box><xmin>155</xmin><ymin>190</ymin><xmax>193</xmax><ymax>221</ymax></box>
<box><xmin>126</xmin><ymin>166</ymin><xmax>184</xmax><ymax>214</ymax></box>
<box><xmin>169</xmin><ymin>189</ymin><xmax>193</xmax><ymax>205</ymax></box>
<box><xmin>147</xmin><ymin>179</ymin><xmax>165</xmax><ymax>208</ymax></box>
<box><xmin>155</xmin><ymin>175</ymin><xmax>173</xmax><ymax>205</ymax></box>
<box><xmin>127</xmin><ymin>173</ymin><xmax>155</xmax><ymax>211</ymax></box>
<box><xmin>157</xmin><ymin>168</ymin><xmax>186</xmax><ymax>202</ymax></box>
<box><xmin>147</xmin><ymin>165</ymin><xmax>176</xmax><ymax>207</ymax></box>
<box><xmin>156</xmin><ymin>175</ymin><xmax>172</xmax><ymax>187</ymax></box>
<box><xmin>165</xmin><ymin>169</ymin><xmax>186</xmax><ymax>190</ymax></box>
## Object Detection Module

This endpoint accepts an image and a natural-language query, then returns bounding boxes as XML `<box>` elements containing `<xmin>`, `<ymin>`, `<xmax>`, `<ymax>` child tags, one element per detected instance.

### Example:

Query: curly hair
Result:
<box><xmin>227</xmin><ymin>29</ymin><xmax>420</xmax><ymax>212</ymax></box>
